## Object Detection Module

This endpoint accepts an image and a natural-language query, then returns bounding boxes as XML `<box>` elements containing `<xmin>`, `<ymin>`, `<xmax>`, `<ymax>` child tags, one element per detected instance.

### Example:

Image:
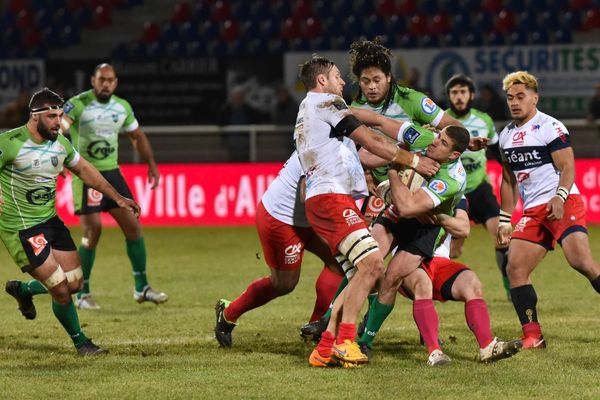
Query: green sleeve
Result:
<box><xmin>400</xmin><ymin>88</ymin><xmax>442</xmax><ymax>125</ymax></box>
<box><xmin>122</xmin><ymin>100</ymin><xmax>137</xmax><ymax>128</ymax></box>
<box><xmin>400</xmin><ymin>124</ymin><xmax>436</xmax><ymax>151</ymax></box>
<box><xmin>63</xmin><ymin>96</ymin><xmax>83</xmax><ymax>122</ymax></box>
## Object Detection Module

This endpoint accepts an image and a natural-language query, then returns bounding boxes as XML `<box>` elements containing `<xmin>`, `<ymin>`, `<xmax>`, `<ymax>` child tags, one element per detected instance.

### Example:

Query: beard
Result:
<box><xmin>450</xmin><ymin>99</ymin><xmax>472</xmax><ymax>117</ymax></box>
<box><xmin>37</xmin><ymin>120</ymin><xmax>58</xmax><ymax>142</ymax></box>
<box><xmin>95</xmin><ymin>90</ymin><xmax>112</xmax><ymax>103</ymax></box>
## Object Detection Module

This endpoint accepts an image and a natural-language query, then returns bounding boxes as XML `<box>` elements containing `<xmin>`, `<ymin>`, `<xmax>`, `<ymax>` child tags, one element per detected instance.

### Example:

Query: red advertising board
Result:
<box><xmin>56</xmin><ymin>160</ymin><xmax>600</xmax><ymax>226</ymax></box>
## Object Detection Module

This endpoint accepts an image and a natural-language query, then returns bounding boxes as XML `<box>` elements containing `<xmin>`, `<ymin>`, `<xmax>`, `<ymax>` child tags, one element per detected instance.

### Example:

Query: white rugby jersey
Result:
<box><xmin>433</xmin><ymin>197</ymin><xmax>467</xmax><ymax>259</ymax></box>
<box><xmin>261</xmin><ymin>151</ymin><xmax>310</xmax><ymax>228</ymax></box>
<box><xmin>499</xmin><ymin>110</ymin><xmax>578</xmax><ymax>210</ymax></box>
<box><xmin>294</xmin><ymin>92</ymin><xmax>368</xmax><ymax>200</ymax></box>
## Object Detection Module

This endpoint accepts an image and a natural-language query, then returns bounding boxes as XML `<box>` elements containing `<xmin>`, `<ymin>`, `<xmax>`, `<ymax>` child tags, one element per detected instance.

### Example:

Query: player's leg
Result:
<box><xmin>506</xmin><ymin>239</ymin><xmax>547</xmax><ymax>348</ymax></box>
<box><xmin>560</xmin><ymin>231</ymin><xmax>600</xmax><ymax>291</ymax></box>
<box><xmin>304</xmin><ymin>233</ymin><xmax>344</xmax><ymax>323</ymax></box>
<box><xmin>109</xmin><ymin>207</ymin><xmax>168</xmax><ymax>304</ymax></box>
<box><xmin>484</xmin><ymin>216</ymin><xmax>511</xmax><ymax>298</ymax></box>
<box><xmin>76</xmin><ymin>212</ymin><xmax>102</xmax><ymax>308</ymax></box>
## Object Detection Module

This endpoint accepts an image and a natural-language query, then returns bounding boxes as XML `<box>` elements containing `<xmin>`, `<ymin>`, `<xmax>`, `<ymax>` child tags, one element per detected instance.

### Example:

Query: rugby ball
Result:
<box><xmin>375</xmin><ymin>168</ymin><xmax>426</xmax><ymax>205</ymax></box>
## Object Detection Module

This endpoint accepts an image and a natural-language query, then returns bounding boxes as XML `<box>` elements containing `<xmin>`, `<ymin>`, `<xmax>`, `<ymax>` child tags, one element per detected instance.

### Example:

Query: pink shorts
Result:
<box><xmin>305</xmin><ymin>194</ymin><xmax>369</xmax><ymax>255</ymax></box>
<box><xmin>511</xmin><ymin>194</ymin><xmax>588</xmax><ymax>250</ymax></box>
<box><xmin>255</xmin><ymin>201</ymin><xmax>316</xmax><ymax>271</ymax></box>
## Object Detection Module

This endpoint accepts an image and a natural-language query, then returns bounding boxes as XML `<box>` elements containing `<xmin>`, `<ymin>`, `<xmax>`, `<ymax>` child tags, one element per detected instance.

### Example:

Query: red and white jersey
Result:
<box><xmin>294</xmin><ymin>92</ymin><xmax>368</xmax><ymax>200</ymax></box>
<box><xmin>261</xmin><ymin>151</ymin><xmax>310</xmax><ymax>228</ymax></box>
<box><xmin>499</xmin><ymin>110</ymin><xmax>579</xmax><ymax>210</ymax></box>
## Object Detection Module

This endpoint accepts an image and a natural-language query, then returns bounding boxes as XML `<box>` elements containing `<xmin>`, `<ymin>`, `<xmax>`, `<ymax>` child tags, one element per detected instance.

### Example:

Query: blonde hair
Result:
<box><xmin>502</xmin><ymin>71</ymin><xmax>538</xmax><ymax>92</ymax></box>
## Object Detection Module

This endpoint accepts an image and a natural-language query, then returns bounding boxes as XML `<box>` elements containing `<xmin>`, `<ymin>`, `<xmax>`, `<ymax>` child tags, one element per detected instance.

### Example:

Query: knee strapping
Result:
<box><xmin>335</xmin><ymin>254</ymin><xmax>355</xmax><ymax>279</ymax></box>
<box><xmin>65</xmin><ymin>266</ymin><xmax>83</xmax><ymax>283</ymax></box>
<box><xmin>43</xmin><ymin>266</ymin><xmax>67</xmax><ymax>288</ymax></box>
<box><xmin>338</xmin><ymin>229</ymin><xmax>379</xmax><ymax>267</ymax></box>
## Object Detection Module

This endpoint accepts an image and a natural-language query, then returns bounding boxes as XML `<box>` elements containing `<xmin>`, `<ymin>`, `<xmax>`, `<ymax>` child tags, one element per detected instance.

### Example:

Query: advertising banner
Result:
<box><xmin>56</xmin><ymin>161</ymin><xmax>600</xmax><ymax>226</ymax></box>
<box><xmin>0</xmin><ymin>59</ymin><xmax>44</xmax><ymax>109</ymax></box>
<box><xmin>285</xmin><ymin>44</ymin><xmax>600</xmax><ymax>116</ymax></box>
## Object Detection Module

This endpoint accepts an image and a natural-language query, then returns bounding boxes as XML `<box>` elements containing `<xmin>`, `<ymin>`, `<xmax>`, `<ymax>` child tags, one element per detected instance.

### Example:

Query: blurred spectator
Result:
<box><xmin>477</xmin><ymin>84</ymin><xmax>509</xmax><ymax>121</ymax></box>
<box><xmin>587</xmin><ymin>82</ymin><xmax>600</xmax><ymax>123</ymax></box>
<box><xmin>400</xmin><ymin>67</ymin><xmax>428</xmax><ymax>94</ymax></box>
<box><xmin>218</xmin><ymin>85</ymin><xmax>267</xmax><ymax>162</ymax></box>
<box><xmin>271</xmin><ymin>84</ymin><xmax>298</xmax><ymax>126</ymax></box>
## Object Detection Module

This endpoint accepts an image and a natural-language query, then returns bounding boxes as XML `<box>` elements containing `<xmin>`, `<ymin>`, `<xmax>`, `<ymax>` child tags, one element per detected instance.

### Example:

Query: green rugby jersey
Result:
<box><xmin>0</xmin><ymin>126</ymin><xmax>79</xmax><ymax>230</ymax></box>
<box><xmin>64</xmin><ymin>90</ymin><xmax>138</xmax><ymax>171</ymax></box>
<box><xmin>446</xmin><ymin>108</ymin><xmax>498</xmax><ymax>193</ymax></box>
<box><xmin>421</xmin><ymin>158</ymin><xmax>467</xmax><ymax>216</ymax></box>
<box><xmin>352</xmin><ymin>85</ymin><xmax>444</xmax><ymax>184</ymax></box>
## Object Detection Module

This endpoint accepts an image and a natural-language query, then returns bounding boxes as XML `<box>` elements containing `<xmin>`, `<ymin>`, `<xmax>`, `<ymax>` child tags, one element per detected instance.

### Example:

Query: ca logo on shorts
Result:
<box><xmin>87</xmin><ymin>188</ymin><xmax>103</xmax><ymax>207</ymax></box>
<box><xmin>343</xmin><ymin>209</ymin><xmax>362</xmax><ymax>226</ymax></box>
<box><xmin>27</xmin><ymin>233</ymin><xmax>48</xmax><ymax>256</ymax></box>
<box><xmin>284</xmin><ymin>242</ymin><xmax>302</xmax><ymax>264</ymax></box>
<box><xmin>514</xmin><ymin>217</ymin><xmax>531</xmax><ymax>233</ymax></box>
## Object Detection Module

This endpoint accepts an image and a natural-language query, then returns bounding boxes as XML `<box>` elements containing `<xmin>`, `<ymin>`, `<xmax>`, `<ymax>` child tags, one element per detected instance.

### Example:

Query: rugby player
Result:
<box><xmin>2</xmin><ymin>88</ymin><xmax>139</xmax><ymax>354</ymax></box>
<box><xmin>497</xmin><ymin>71</ymin><xmax>600</xmax><ymax>349</ymax></box>
<box><xmin>61</xmin><ymin>63</ymin><xmax>167</xmax><ymax>309</ymax></box>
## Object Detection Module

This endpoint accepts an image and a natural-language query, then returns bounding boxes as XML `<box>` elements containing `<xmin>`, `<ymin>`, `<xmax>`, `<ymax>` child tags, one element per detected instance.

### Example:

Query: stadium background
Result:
<box><xmin>0</xmin><ymin>0</ymin><xmax>599</xmax><ymax>226</ymax></box>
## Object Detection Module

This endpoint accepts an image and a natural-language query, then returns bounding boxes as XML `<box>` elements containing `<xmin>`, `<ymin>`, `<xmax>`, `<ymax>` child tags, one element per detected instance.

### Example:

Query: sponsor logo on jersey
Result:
<box><xmin>112</xmin><ymin>113</ymin><xmax>119</xmax><ymax>123</ymax></box>
<box><xmin>32</xmin><ymin>159</ymin><xmax>41</xmax><ymax>169</ymax></box>
<box><xmin>87</xmin><ymin>139</ymin><xmax>115</xmax><ymax>160</ymax></box>
<box><xmin>420</xmin><ymin>97</ymin><xmax>437</xmax><ymax>115</ymax></box>
<box><xmin>514</xmin><ymin>216</ymin><xmax>531</xmax><ymax>233</ymax></box>
<box><xmin>342</xmin><ymin>208</ymin><xmax>362</xmax><ymax>226</ymax></box>
<box><xmin>555</xmin><ymin>126</ymin><xmax>568</xmax><ymax>143</ymax></box>
<box><xmin>503</xmin><ymin>147</ymin><xmax>549</xmax><ymax>170</ymax></box>
<box><xmin>512</xmin><ymin>131</ymin><xmax>526</xmax><ymax>145</ymax></box>
<box><xmin>25</xmin><ymin>187</ymin><xmax>55</xmax><ymax>205</ymax></box>
<box><xmin>87</xmin><ymin>188</ymin><xmax>103</xmax><ymax>207</ymax></box>
<box><xmin>428</xmin><ymin>179</ymin><xmax>448</xmax><ymax>195</ymax></box>
<box><xmin>363</xmin><ymin>196</ymin><xmax>385</xmax><ymax>219</ymax></box>
<box><xmin>461</xmin><ymin>155</ymin><xmax>481</xmax><ymax>172</ymax></box>
<box><xmin>471</xmin><ymin>129</ymin><xmax>479</xmax><ymax>137</ymax></box>
<box><xmin>404</xmin><ymin>127</ymin><xmax>421</xmax><ymax>145</ymax></box>
<box><xmin>284</xmin><ymin>242</ymin><xmax>303</xmax><ymax>265</ymax></box>
<box><xmin>532</xmin><ymin>124</ymin><xmax>540</xmax><ymax>131</ymax></box>
<box><xmin>51</xmin><ymin>156</ymin><xmax>58</xmax><ymax>167</ymax></box>
<box><xmin>331</xmin><ymin>99</ymin><xmax>348</xmax><ymax>111</ymax></box>
<box><xmin>27</xmin><ymin>233</ymin><xmax>48</xmax><ymax>256</ymax></box>
<box><xmin>63</xmin><ymin>102</ymin><xmax>74</xmax><ymax>114</ymax></box>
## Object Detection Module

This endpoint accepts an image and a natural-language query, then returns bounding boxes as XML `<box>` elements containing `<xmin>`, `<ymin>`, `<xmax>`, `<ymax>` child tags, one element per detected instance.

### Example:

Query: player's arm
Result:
<box><xmin>127</xmin><ymin>127</ymin><xmax>159</xmax><ymax>189</ymax></box>
<box><xmin>348</xmin><ymin>123</ymin><xmax>439</xmax><ymax>177</ymax></box>
<box><xmin>435</xmin><ymin>208</ymin><xmax>470</xmax><ymax>239</ymax></box>
<box><xmin>497</xmin><ymin>158</ymin><xmax>518</xmax><ymax>246</ymax></box>
<box><xmin>60</xmin><ymin>114</ymin><xmax>74</xmax><ymax>133</ymax></box>
<box><xmin>68</xmin><ymin>157</ymin><xmax>140</xmax><ymax>216</ymax></box>
<box><xmin>546</xmin><ymin>146</ymin><xmax>575</xmax><ymax>221</ymax></box>
<box><xmin>436</xmin><ymin>112</ymin><xmax>464</xmax><ymax>129</ymax></box>
<box><xmin>350</xmin><ymin>107</ymin><xmax>405</xmax><ymax>141</ymax></box>
<box><xmin>387</xmin><ymin>165</ymin><xmax>435</xmax><ymax>217</ymax></box>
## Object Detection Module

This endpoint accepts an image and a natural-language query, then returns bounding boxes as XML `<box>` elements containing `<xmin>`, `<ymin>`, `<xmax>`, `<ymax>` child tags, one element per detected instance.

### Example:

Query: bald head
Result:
<box><xmin>91</xmin><ymin>63</ymin><xmax>117</xmax><ymax>102</ymax></box>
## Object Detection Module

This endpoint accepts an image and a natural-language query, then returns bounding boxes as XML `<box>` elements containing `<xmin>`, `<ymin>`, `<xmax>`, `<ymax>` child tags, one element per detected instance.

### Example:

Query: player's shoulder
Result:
<box><xmin>471</xmin><ymin>108</ymin><xmax>493</xmax><ymax>122</ymax></box>
<box><xmin>537</xmin><ymin>110</ymin><xmax>565</xmax><ymax>129</ymax></box>
<box><xmin>0</xmin><ymin>125</ymin><xmax>27</xmax><ymax>143</ymax></box>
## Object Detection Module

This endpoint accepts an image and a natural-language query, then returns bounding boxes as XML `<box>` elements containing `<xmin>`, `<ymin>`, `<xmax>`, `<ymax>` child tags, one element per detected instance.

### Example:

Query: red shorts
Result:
<box><xmin>305</xmin><ymin>194</ymin><xmax>369</xmax><ymax>255</ymax></box>
<box><xmin>255</xmin><ymin>201</ymin><xmax>316</xmax><ymax>271</ymax></box>
<box><xmin>422</xmin><ymin>257</ymin><xmax>469</xmax><ymax>302</ymax></box>
<box><xmin>511</xmin><ymin>194</ymin><xmax>588</xmax><ymax>250</ymax></box>
<box><xmin>361</xmin><ymin>194</ymin><xmax>386</xmax><ymax>223</ymax></box>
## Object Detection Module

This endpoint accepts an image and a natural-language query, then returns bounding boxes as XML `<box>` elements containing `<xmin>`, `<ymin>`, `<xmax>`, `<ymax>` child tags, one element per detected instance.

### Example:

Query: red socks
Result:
<box><xmin>522</xmin><ymin>321</ymin><xmax>542</xmax><ymax>338</ymax></box>
<box><xmin>224</xmin><ymin>277</ymin><xmax>280</xmax><ymax>322</ymax></box>
<box><xmin>309</xmin><ymin>267</ymin><xmax>343</xmax><ymax>322</ymax></box>
<box><xmin>317</xmin><ymin>330</ymin><xmax>335</xmax><ymax>357</ymax></box>
<box><xmin>465</xmin><ymin>299</ymin><xmax>493</xmax><ymax>348</ymax></box>
<box><xmin>336</xmin><ymin>322</ymin><xmax>356</xmax><ymax>344</ymax></box>
<box><xmin>413</xmin><ymin>299</ymin><xmax>440</xmax><ymax>353</ymax></box>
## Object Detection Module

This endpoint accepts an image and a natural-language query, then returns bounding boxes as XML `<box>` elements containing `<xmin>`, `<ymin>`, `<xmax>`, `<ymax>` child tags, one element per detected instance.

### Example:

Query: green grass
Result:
<box><xmin>1</xmin><ymin>225</ymin><xmax>600</xmax><ymax>399</ymax></box>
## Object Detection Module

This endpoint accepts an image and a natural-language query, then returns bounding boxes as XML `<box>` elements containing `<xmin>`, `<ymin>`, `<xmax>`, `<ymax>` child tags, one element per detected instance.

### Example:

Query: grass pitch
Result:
<box><xmin>1</xmin><ymin>225</ymin><xmax>600</xmax><ymax>399</ymax></box>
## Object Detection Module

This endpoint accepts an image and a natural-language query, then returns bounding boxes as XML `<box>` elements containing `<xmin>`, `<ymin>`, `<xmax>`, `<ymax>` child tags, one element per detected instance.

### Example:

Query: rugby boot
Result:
<box><xmin>309</xmin><ymin>348</ymin><xmax>332</xmax><ymax>367</ymax></box>
<box><xmin>76</xmin><ymin>294</ymin><xmax>101</xmax><ymax>310</ymax></box>
<box><xmin>427</xmin><ymin>349</ymin><xmax>451</xmax><ymax>366</ymax></box>
<box><xmin>332</xmin><ymin>340</ymin><xmax>369</xmax><ymax>364</ymax></box>
<box><xmin>215</xmin><ymin>299</ymin><xmax>236</xmax><ymax>347</ymax></box>
<box><xmin>5</xmin><ymin>280</ymin><xmax>36</xmax><ymax>320</ymax></box>
<box><xmin>359</xmin><ymin>342</ymin><xmax>372</xmax><ymax>359</ymax></box>
<box><xmin>479</xmin><ymin>337</ymin><xmax>522</xmax><ymax>363</ymax></box>
<box><xmin>77</xmin><ymin>339</ymin><xmax>109</xmax><ymax>356</ymax></box>
<box><xmin>300</xmin><ymin>314</ymin><xmax>329</xmax><ymax>342</ymax></box>
<box><xmin>521</xmin><ymin>335</ymin><xmax>546</xmax><ymax>350</ymax></box>
<box><xmin>134</xmin><ymin>286</ymin><xmax>169</xmax><ymax>304</ymax></box>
